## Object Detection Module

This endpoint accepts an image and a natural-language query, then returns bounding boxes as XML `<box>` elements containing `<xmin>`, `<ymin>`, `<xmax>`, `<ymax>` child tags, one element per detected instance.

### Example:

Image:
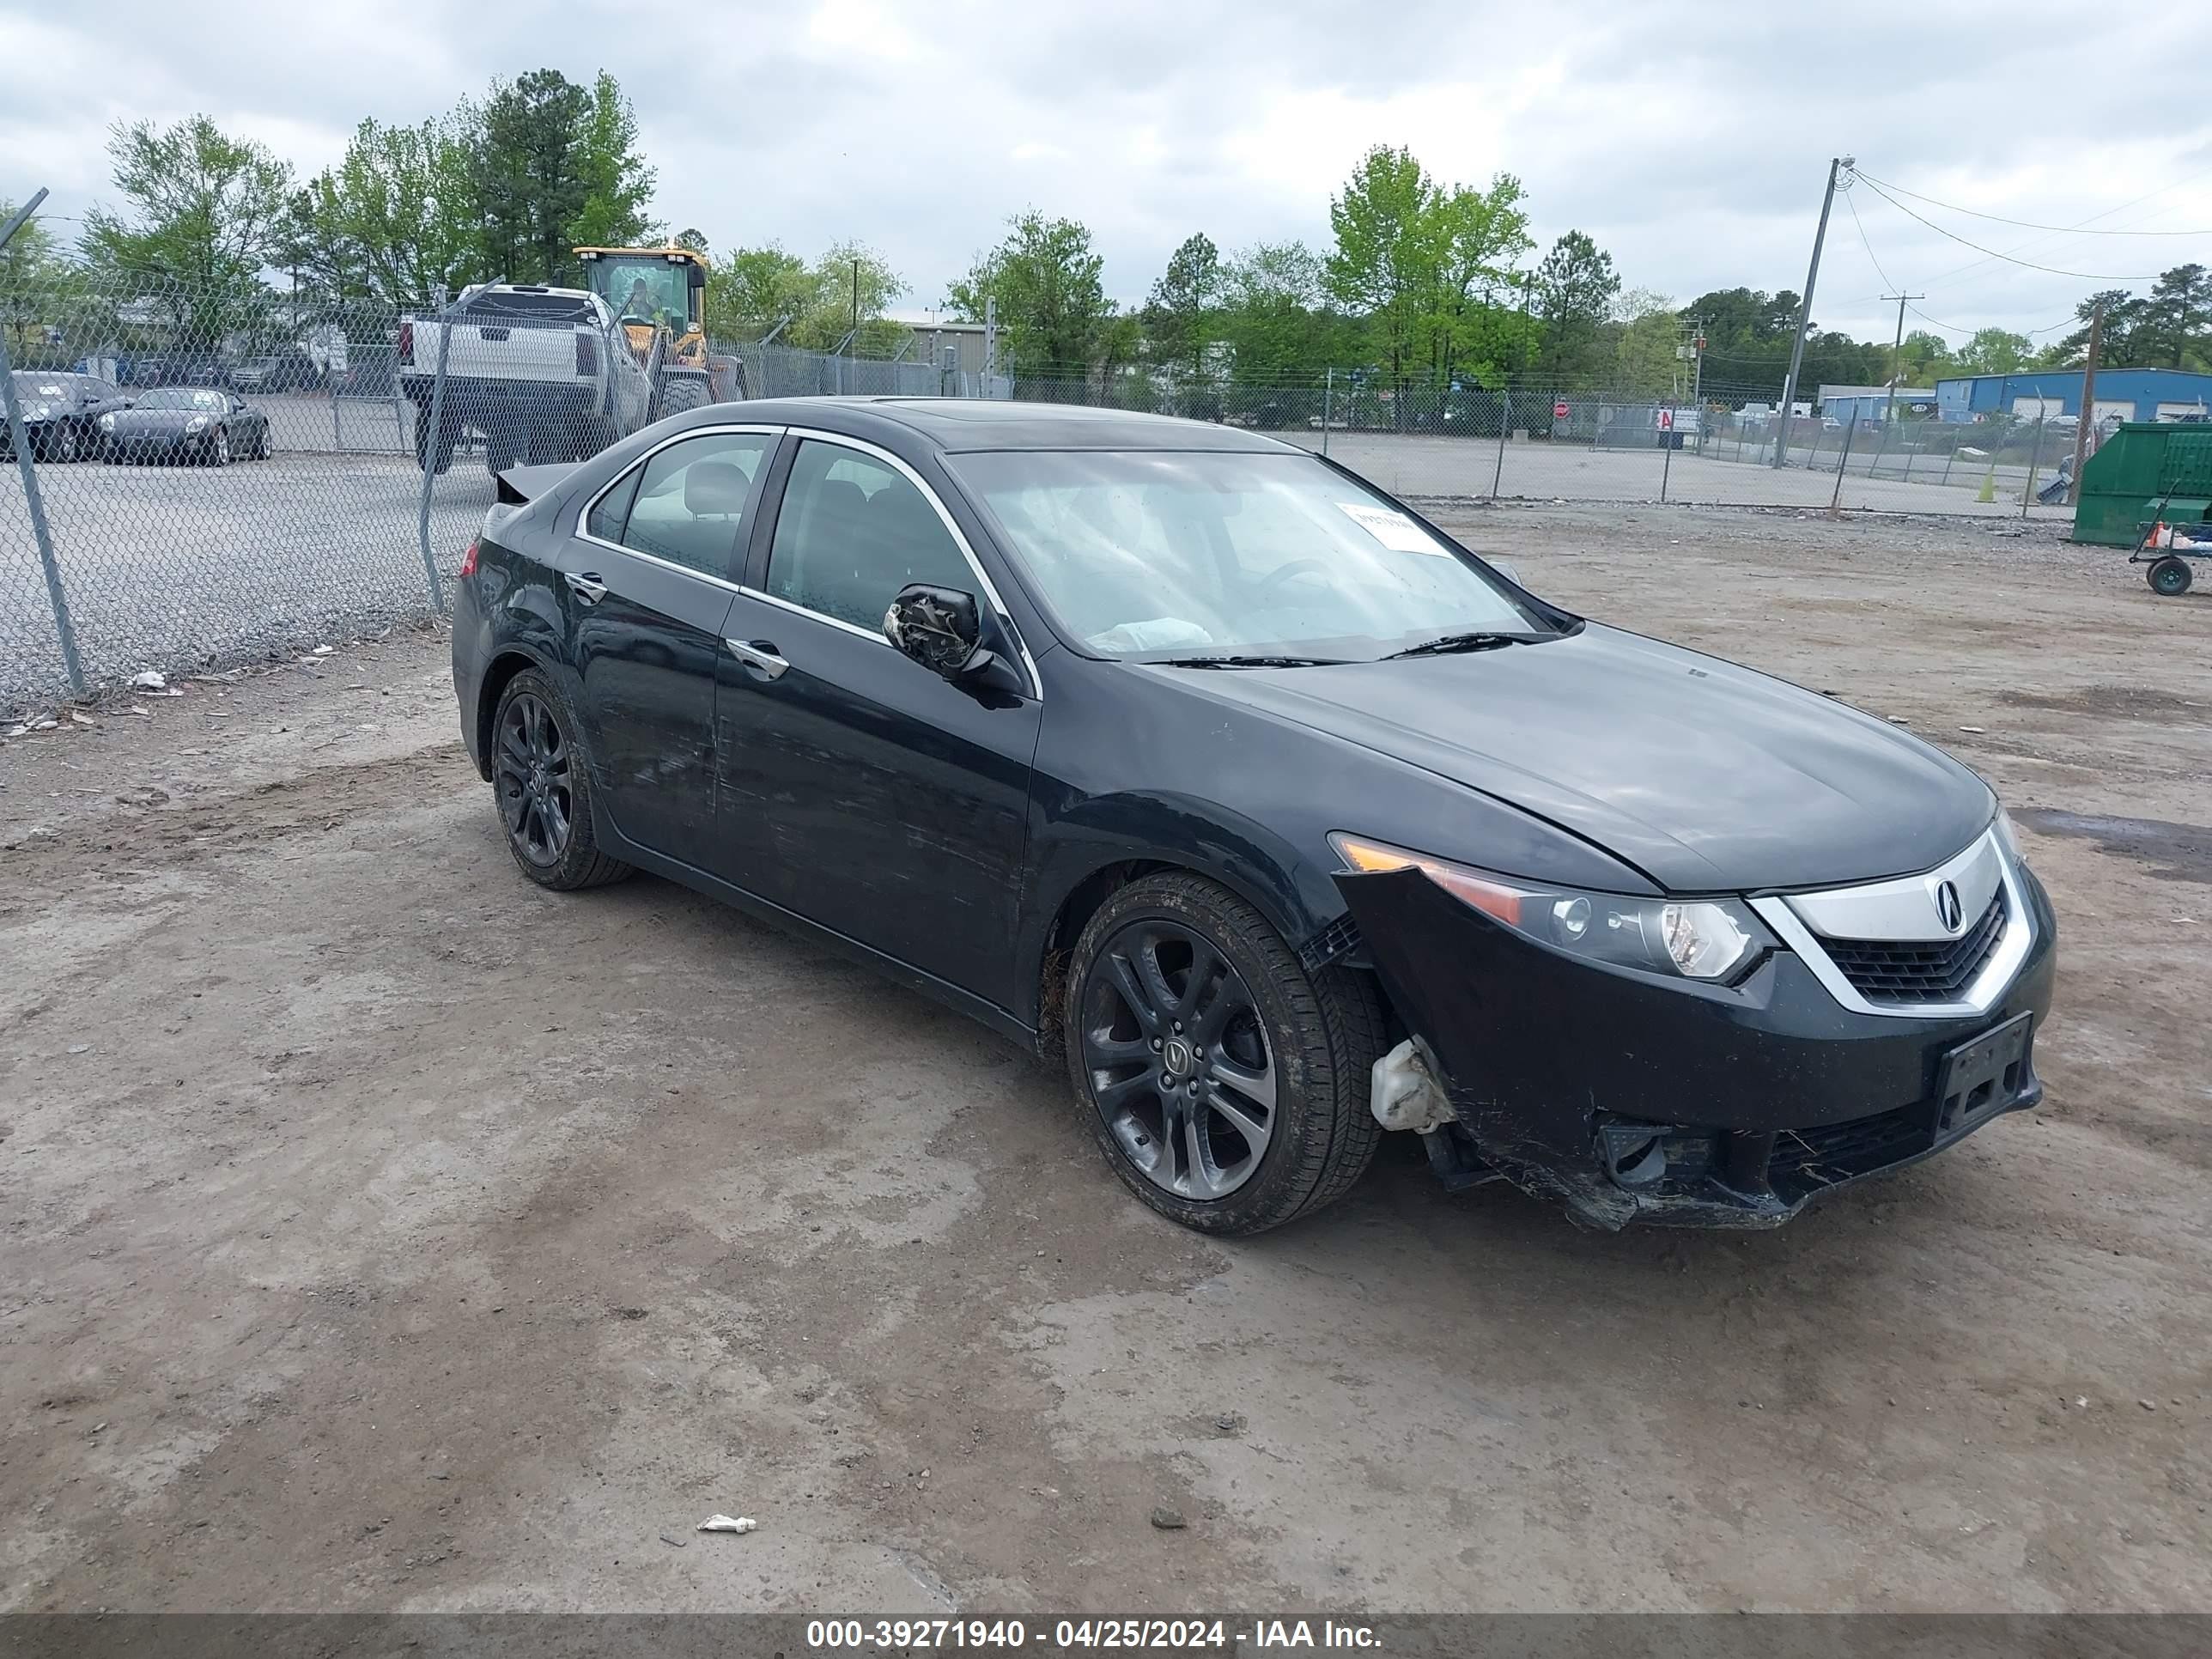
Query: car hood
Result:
<box><xmin>1147</xmin><ymin>623</ymin><xmax>1992</xmax><ymax>892</ymax></box>
<box><xmin>111</xmin><ymin>410</ymin><xmax>210</xmax><ymax>431</ymax></box>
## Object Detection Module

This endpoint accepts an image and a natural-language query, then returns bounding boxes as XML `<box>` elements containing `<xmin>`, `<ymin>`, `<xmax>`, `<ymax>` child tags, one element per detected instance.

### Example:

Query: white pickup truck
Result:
<box><xmin>399</xmin><ymin>284</ymin><xmax>652</xmax><ymax>475</ymax></box>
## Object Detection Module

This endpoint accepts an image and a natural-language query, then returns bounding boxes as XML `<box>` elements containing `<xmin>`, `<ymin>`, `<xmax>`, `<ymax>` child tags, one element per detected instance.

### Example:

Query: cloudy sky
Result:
<box><xmin>7</xmin><ymin>0</ymin><xmax>2212</xmax><ymax>347</ymax></box>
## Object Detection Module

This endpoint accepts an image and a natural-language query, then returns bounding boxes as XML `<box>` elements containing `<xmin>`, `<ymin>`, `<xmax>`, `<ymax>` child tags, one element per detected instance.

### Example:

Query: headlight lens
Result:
<box><xmin>185</xmin><ymin>416</ymin><xmax>209</xmax><ymax>432</ymax></box>
<box><xmin>1330</xmin><ymin>832</ymin><xmax>1771</xmax><ymax>982</ymax></box>
<box><xmin>1994</xmin><ymin>806</ymin><xmax>2027</xmax><ymax>866</ymax></box>
<box><xmin>99</xmin><ymin>412</ymin><xmax>116</xmax><ymax>431</ymax></box>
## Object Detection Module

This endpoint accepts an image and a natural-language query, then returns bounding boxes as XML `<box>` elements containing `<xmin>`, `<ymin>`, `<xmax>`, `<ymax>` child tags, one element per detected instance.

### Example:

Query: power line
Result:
<box><xmin>1854</xmin><ymin>171</ymin><xmax>2212</xmax><ymax>236</ymax></box>
<box><xmin>1841</xmin><ymin>185</ymin><xmax>1898</xmax><ymax>292</ymax></box>
<box><xmin>1856</xmin><ymin>177</ymin><xmax>2160</xmax><ymax>282</ymax></box>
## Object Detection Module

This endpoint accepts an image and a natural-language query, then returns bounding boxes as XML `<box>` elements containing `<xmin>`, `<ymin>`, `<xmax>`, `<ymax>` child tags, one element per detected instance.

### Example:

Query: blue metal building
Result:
<box><xmin>1936</xmin><ymin>368</ymin><xmax>2212</xmax><ymax>423</ymax></box>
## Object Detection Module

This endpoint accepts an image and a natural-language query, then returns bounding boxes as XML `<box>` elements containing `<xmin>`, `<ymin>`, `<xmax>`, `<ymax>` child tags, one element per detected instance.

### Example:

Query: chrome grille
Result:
<box><xmin>1820</xmin><ymin>890</ymin><xmax>2008</xmax><ymax>1004</ymax></box>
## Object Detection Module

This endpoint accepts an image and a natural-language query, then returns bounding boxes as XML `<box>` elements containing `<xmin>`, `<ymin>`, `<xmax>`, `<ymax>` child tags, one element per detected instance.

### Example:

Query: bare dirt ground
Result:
<box><xmin>2</xmin><ymin>507</ymin><xmax>2208</xmax><ymax>1615</ymax></box>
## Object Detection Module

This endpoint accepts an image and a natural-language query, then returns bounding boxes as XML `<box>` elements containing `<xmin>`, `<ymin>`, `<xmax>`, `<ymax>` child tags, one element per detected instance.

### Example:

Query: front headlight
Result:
<box><xmin>1331</xmin><ymin>832</ymin><xmax>1771</xmax><ymax>983</ymax></box>
<box><xmin>1993</xmin><ymin>806</ymin><xmax>2027</xmax><ymax>867</ymax></box>
<box><xmin>99</xmin><ymin>413</ymin><xmax>115</xmax><ymax>431</ymax></box>
<box><xmin>185</xmin><ymin>416</ymin><xmax>209</xmax><ymax>433</ymax></box>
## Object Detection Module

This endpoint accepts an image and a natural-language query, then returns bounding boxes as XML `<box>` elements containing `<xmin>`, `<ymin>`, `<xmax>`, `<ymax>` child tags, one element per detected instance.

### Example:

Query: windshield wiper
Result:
<box><xmin>1152</xmin><ymin>654</ymin><xmax>1350</xmax><ymax>670</ymax></box>
<box><xmin>1382</xmin><ymin>630</ymin><xmax>1538</xmax><ymax>660</ymax></box>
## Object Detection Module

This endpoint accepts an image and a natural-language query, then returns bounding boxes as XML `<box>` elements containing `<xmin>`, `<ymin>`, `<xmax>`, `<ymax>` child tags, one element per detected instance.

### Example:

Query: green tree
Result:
<box><xmin>1612</xmin><ymin>290</ymin><xmax>1680</xmax><ymax>396</ymax></box>
<box><xmin>1</xmin><ymin>198</ymin><xmax>69</xmax><ymax>356</ymax></box>
<box><xmin>1896</xmin><ymin>328</ymin><xmax>1954</xmax><ymax>386</ymax></box>
<box><xmin>1424</xmin><ymin>174</ymin><xmax>1532</xmax><ymax>386</ymax></box>
<box><xmin>1531</xmin><ymin>230</ymin><xmax>1620</xmax><ymax>383</ymax></box>
<box><xmin>288</xmin><ymin>114</ymin><xmax>481</xmax><ymax>303</ymax></box>
<box><xmin>794</xmin><ymin>240</ymin><xmax>907</xmax><ymax>355</ymax></box>
<box><xmin>947</xmin><ymin>210</ymin><xmax>1115</xmax><ymax>378</ymax></box>
<box><xmin>2135</xmin><ymin>264</ymin><xmax>2212</xmax><ymax>369</ymax></box>
<box><xmin>567</xmin><ymin>71</ymin><xmax>659</xmax><ymax>252</ymax></box>
<box><xmin>1217</xmin><ymin>240</ymin><xmax>1356</xmax><ymax>382</ymax></box>
<box><xmin>79</xmin><ymin>114</ymin><xmax>293</xmax><ymax>343</ymax></box>
<box><xmin>672</xmin><ymin>228</ymin><xmax>710</xmax><ymax>255</ymax></box>
<box><xmin>705</xmin><ymin>242</ymin><xmax>814</xmax><ymax>340</ymax></box>
<box><xmin>1953</xmin><ymin>327</ymin><xmax>2031</xmax><ymax>375</ymax></box>
<box><xmin>471</xmin><ymin>70</ymin><xmax>653</xmax><ymax>284</ymax></box>
<box><xmin>2045</xmin><ymin>289</ymin><xmax>2141</xmax><ymax>368</ymax></box>
<box><xmin>1325</xmin><ymin>144</ymin><xmax>1438</xmax><ymax>395</ymax></box>
<box><xmin>1142</xmin><ymin>232</ymin><xmax>1222</xmax><ymax>381</ymax></box>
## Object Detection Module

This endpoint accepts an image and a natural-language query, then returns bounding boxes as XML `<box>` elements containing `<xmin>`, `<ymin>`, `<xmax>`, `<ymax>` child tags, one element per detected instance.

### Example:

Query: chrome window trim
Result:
<box><xmin>573</xmin><ymin>422</ymin><xmax>786</xmax><ymax>575</ymax></box>
<box><xmin>759</xmin><ymin>427</ymin><xmax>1042</xmax><ymax>701</ymax></box>
<box><xmin>1749</xmin><ymin>826</ymin><xmax>2034</xmax><ymax>1019</ymax></box>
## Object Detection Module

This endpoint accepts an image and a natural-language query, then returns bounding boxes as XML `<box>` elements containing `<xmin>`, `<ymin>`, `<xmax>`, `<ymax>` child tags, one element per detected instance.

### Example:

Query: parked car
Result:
<box><xmin>229</xmin><ymin>349</ymin><xmax>322</xmax><ymax>393</ymax></box>
<box><xmin>3</xmin><ymin>371</ymin><xmax>131</xmax><ymax>463</ymax></box>
<box><xmin>451</xmin><ymin>400</ymin><xmax>2056</xmax><ymax>1237</ymax></box>
<box><xmin>100</xmin><ymin>386</ymin><xmax>272</xmax><ymax>465</ymax></box>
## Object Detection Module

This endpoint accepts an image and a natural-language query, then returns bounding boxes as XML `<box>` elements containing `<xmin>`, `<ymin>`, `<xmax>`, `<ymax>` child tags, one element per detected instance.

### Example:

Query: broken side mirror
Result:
<box><xmin>884</xmin><ymin>583</ymin><xmax>1024</xmax><ymax>693</ymax></box>
<box><xmin>885</xmin><ymin>583</ymin><xmax>987</xmax><ymax>678</ymax></box>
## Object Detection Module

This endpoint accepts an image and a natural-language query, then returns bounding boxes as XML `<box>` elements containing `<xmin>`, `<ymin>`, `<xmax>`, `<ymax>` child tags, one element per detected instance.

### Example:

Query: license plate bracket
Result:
<box><xmin>1933</xmin><ymin>1011</ymin><xmax>2033</xmax><ymax>1139</ymax></box>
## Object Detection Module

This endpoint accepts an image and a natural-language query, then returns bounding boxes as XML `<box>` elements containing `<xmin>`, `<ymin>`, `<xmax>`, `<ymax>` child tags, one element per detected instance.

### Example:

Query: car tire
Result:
<box><xmin>658</xmin><ymin>376</ymin><xmax>711</xmax><ymax>420</ymax></box>
<box><xmin>489</xmin><ymin>668</ymin><xmax>635</xmax><ymax>891</ymax></box>
<box><xmin>254</xmin><ymin>426</ymin><xmax>270</xmax><ymax>461</ymax></box>
<box><xmin>413</xmin><ymin>405</ymin><xmax>457</xmax><ymax>475</ymax></box>
<box><xmin>2148</xmin><ymin>556</ymin><xmax>2193</xmax><ymax>597</ymax></box>
<box><xmin>210</xmin><ymin>428</ymin><xmax>230</xmax><ymax>467</ymax></box>
<box><xmin>1064</xmin><ymin>872</ymin><xmax>1383</xmax><ymax>1236</ymax></box>
<box><xmin>54</xmin><ymin>423</ymin><xmax>79</xmax><ymax>463</ymax></box>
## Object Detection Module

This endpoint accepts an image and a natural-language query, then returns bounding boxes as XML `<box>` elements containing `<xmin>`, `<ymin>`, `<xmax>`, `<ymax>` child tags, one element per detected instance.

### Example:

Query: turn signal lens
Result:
<box><xmin>1329</xmin><ymin>833</ymin><xmax>1528</xmax><ymax>924</ymax></box>
<box><xmin>459</xmin><ymin>540</ymin><xmax>479</xmax><ymax>578</ymax></box>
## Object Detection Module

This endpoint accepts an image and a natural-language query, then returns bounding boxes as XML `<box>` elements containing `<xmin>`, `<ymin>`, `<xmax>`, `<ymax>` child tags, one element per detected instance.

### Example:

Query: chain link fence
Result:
<box><xmin>1011</xmin><ymin>369</ymin><xmax>2083</xmax><ymax>519</ymax></box>
<box><xmin>3</xmin><ymin>263</ymin><xmax>2075</xmax><ymax>712</ymax></box>
<box><xmin>0</xmin><ymin>267</ymin><xmax>945</xmax><ymax>708</ymax></box>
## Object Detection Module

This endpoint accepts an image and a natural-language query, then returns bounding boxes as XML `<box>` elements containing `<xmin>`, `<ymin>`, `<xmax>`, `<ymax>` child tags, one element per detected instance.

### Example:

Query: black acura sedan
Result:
<box><xmin>451</xmin><ymin>399</ymin><xmax>2055</xmax><ymax>1235</ymax></box>
<box><xmin>3</xmin><ymin>371</ymin><xmax>129</xmax><ymax>462</ymax></box>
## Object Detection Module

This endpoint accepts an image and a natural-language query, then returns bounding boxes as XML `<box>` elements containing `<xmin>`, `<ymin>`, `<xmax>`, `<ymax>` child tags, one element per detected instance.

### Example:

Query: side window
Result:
<box><xmin>612</xmin><ymin>430</ymin><xmax>771</xmax><ymax>578</ymax></box>
<box><xmin>586</xmin><ymin>465</ymin><xmax>642</xmax><ymax>544</ymax></box>
<box><xmin>765</xmin><ymin>441</ymin><xmax>975</xmax><ymax>630</ymax></box>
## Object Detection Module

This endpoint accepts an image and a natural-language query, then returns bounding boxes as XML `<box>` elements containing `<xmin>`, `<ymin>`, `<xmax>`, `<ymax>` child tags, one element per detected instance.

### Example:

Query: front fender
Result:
<box><xmin>1016</xmin><ymin>790</ymin><xmax>1346</xmax><ymax>1030</ymax></box>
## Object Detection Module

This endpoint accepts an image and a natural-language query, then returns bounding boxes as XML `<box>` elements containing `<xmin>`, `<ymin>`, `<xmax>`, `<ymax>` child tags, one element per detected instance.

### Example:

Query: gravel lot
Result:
<box><xmin>1</xmin><ymin>505</ymin><xmax>2206</xmax><ymax>1615</ymax></box>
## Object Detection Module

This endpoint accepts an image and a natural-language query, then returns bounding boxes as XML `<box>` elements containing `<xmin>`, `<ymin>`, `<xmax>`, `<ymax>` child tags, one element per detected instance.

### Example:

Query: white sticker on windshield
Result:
<box><xmin>1336</xmin><ymin>502</ymin><xmax>1449</xmax><ymax>555</ymax></box>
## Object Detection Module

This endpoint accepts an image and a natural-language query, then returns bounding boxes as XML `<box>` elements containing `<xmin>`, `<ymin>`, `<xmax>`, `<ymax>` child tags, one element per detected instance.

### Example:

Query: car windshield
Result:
<box><xmin>138</xmin><ymin>389</ymin><xmax>228</xmax><ymax>410</ymax></box>
<box><xmin>597</xmin><ymin>258</ymin><xmax>690</xmax><ymax>326</ymax></box>
<box><xmin>949</xmin><ymin>449</ymin><xmax>1548</xmax><ymax>660</ymax></box>
<box><xmin>10</xmin><ymin>373</ymin><xmax>76</xmax><ymax>400</ymax></box>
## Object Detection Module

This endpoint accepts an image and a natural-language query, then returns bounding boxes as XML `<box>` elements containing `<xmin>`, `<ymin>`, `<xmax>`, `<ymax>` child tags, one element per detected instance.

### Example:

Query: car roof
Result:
<box><xmin>720</xmin><ymin>397</ymin><xmax>1304</xmax><ymax>455</ymax></box>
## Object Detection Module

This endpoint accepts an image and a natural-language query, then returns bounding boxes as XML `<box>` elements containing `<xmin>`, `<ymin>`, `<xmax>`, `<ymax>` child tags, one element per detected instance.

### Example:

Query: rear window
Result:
<box><xmin>462</xmin><ymin>290</ymin><xmax>596</xmax><ymax>323</ymax></box>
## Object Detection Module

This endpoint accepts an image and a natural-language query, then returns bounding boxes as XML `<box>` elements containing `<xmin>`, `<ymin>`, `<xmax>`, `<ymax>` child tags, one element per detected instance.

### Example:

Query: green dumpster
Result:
<box><xmin>2073</xmin><ymin>421</ymin><xmax>2212</xmax><ymax>546</ymax></box>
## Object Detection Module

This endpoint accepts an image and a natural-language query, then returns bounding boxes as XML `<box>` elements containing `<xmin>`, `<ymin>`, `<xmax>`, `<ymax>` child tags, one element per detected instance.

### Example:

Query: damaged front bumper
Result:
<box><xmin>1338</xmin><ymin>863</ymin><xmax>2057</xmax><ymax>1230</ymax></box>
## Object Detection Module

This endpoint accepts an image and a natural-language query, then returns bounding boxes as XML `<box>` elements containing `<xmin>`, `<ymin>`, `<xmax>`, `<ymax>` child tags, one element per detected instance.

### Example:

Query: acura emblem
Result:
<box><xmin>1934</xmin><ymin>880</ymin><xmax>1964</xmax><ymax>933</ymax></box>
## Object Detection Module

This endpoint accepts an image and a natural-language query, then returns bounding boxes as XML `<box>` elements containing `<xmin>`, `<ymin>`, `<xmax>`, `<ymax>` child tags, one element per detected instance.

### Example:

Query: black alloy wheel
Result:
<box><xmin>487</xmin><ymin>669</ymin><xmax>633</xmax><ymax>890</ymax></box>
<box><xmin>1066</xmin><ymin>872</ymin><xmax>1383</xmax><ymax>1235</ymax></box>
<box><xmin>495</xmin><ymin>690</ymin><xmax>573</xmax><ymax>868</ymax></box>
<box><xmin>1081</xmin><ymin>918</ymin><xmax>1278</xmax><ymax>1200</ymax></box>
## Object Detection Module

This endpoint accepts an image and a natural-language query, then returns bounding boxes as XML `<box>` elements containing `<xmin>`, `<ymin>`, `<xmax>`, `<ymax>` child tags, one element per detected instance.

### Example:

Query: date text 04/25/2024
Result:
<box><xmin>805</xmin><ymin>1618</ymin><xmax>1381</xmax><ymax>1650</ymax></box>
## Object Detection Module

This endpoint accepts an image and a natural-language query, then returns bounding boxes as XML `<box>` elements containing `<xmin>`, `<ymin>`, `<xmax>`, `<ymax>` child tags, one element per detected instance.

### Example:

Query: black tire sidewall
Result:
<box><xmin>490</xmin><ymin>668</ymin><xmax>621</xmax><ymax>890</ymax></box>
<box><xmin>2149</xmin><ymin>557</ymin><xmax>2192</xmax><ymax>596</ymax></box>
<box><xmin>1065</xmin><ymin>874</ymin><xmax>1361</xmax><ymax>1236</ymax></box>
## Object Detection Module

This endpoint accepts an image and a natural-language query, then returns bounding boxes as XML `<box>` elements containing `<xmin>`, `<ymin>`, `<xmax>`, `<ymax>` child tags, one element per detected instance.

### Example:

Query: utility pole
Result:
<box><xmin>1881</xmin><ymin>292</ymin><xmax>1923</xmax><ymax>430</ymax></box>
<box><xmin>2069</xmin><ymin>303</ymin><xmax>2105</xmax><ymax>506</ymax></box>
<box><xmin>1772</xmin><ymin>155</ymin><xmax>1850</xmax><ymax>467</ymax></box>
<box><xmin>851</xmin><ymin>258</ymin><xmax>860</xmax><ymax>338</ymax></box>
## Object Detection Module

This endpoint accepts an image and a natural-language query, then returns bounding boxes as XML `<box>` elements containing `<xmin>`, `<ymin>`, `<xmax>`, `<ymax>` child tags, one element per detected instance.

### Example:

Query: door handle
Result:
<box><xmin>725</xmin><ymin>638</ymin><xmax>789</xmax><ymax>681</ymax></box>
<box><xmin>564</xmin><ymin>571</ymin><xmax>608</xmax><ymax>605</ymax></box>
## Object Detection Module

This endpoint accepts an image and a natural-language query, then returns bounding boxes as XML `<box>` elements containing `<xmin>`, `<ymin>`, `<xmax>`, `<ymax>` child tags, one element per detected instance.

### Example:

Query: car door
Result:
<box><xmin>563</xmin><ymin>425</ymin><xmax>778</xmax><ymax>860</ymax></box>
<box><xmin>712</xmin><ymin>433</ymin><xmax>1043</xmax><ymax>1011</ymax></box>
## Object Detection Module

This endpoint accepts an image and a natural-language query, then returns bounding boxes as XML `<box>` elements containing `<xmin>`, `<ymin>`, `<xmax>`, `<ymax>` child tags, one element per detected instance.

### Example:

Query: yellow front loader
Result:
<box><xmin>574</xmin><ymin>246</ymin><xmax>745</xmax><ymax>416</ymax></box>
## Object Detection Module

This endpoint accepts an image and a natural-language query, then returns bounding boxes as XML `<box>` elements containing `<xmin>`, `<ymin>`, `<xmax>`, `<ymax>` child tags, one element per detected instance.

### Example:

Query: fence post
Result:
<box><xmin>1660</xmin><ymin>404</ymin><xmax>1674</xmax><ymax>503</ymax></box>
<box><xmin>1868</xmin><ymin>414</ymin><xmax>1891</xmax><ymax>480</ymax></box>
<box><xmin>1322</xmin><ymin>368</ymin><xmax>1332</xmax><ymax>458</ymax></box>
<box><xmin>1827</xmin><ymin>416</ymin><xmax>1858</xmax><ymax>515</ymax></box>
<box><xmin>2021</xmin><ymin>410</ymin><xmax>2045</xmax><ymax>519</ymax></box>
<box><xmin>414</xmin><ymin>285</ymin><xmax>453</xmax><ymax>616</ymax></box>
<box><xmin>1901</xmin><ymin>427</ymin><xmax>1915</xmax><ymax>482</ymax></box>
<box><xmin>1492</xmin><ymin>387</ymin><xmax>1509</xmax><ymax>498</ymax></box>
<box><xmin>0</xmin><ymin>325</ymin><xmax>86</xmax><ymax>697</ymax></box>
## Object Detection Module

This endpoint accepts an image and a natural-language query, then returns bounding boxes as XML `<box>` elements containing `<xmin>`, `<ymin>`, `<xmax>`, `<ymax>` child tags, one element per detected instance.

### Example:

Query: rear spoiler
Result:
<box><xmin>495</xmin><ymin>463</ymin><xmax>580</xmax><ymax>507</ymax></box>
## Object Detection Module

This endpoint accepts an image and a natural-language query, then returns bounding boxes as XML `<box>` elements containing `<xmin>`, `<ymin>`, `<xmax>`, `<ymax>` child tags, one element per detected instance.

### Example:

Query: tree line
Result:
<box><xmin>9</xmin><ymin>100</ymin><xmax>2212</xmax><ymax>398</ymax></box>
